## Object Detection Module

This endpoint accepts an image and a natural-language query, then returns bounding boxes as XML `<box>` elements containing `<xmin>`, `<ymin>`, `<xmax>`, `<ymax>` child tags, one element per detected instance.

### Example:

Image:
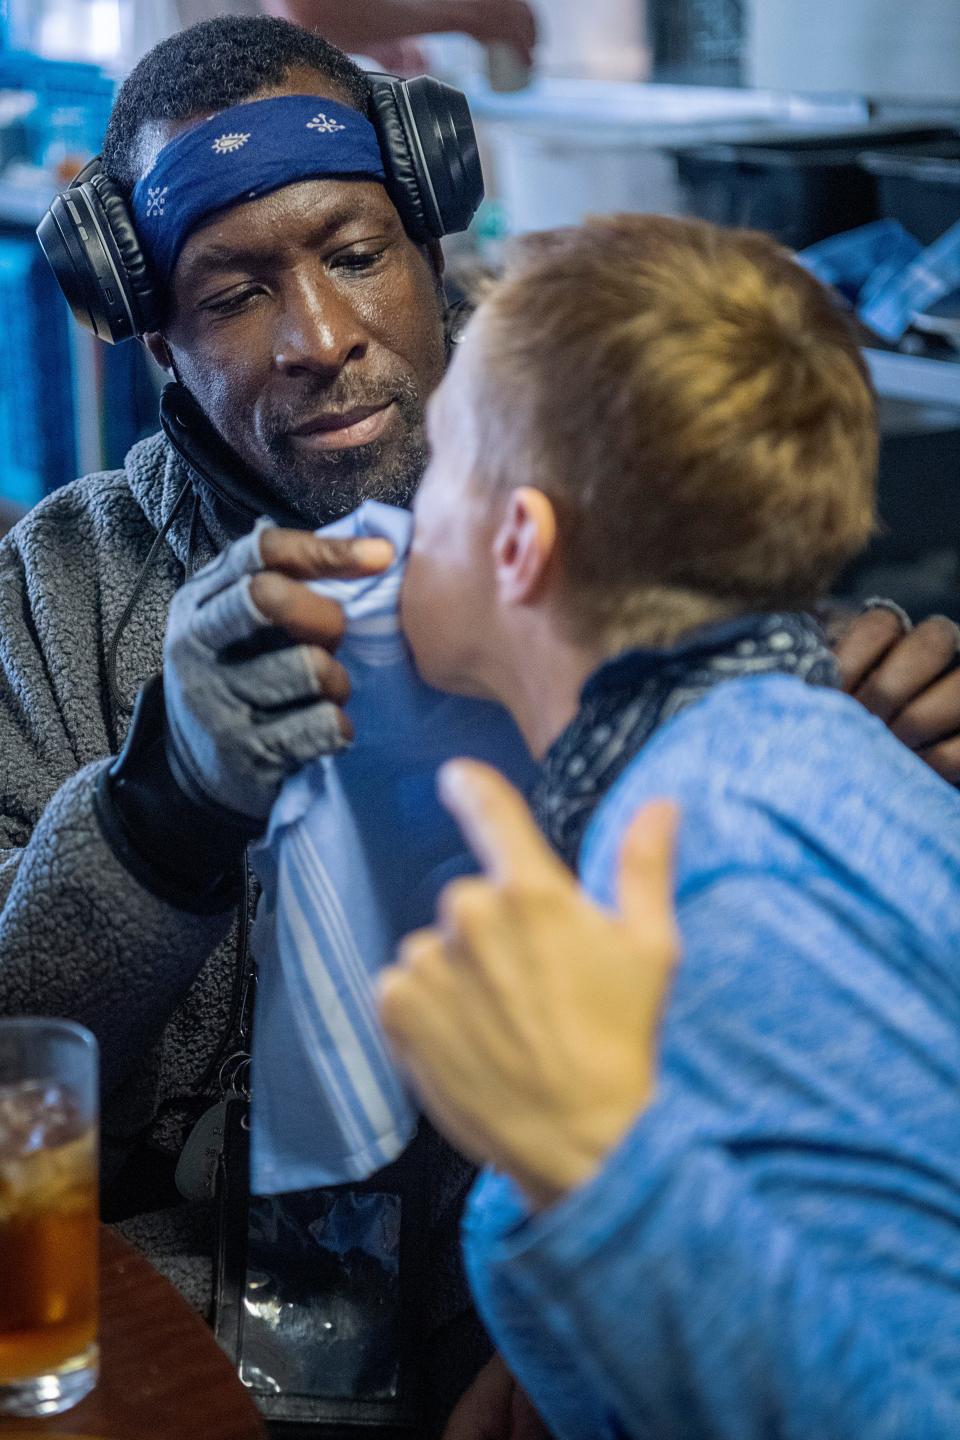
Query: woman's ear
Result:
<box><xmin>493</xmin><ymin>487</ymin><xmax>559</xmax><ymax>608</ymax></box>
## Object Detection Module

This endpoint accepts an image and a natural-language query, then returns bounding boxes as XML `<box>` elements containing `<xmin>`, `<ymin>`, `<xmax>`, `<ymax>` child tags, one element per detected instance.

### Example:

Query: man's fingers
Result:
<box><xmin>888</xmin><ymin>664</ymin><xmax>960</xmax><ymax>752</ymax></box>
<box><xmin>918</xmin><ymin>734</ymin><xmax>960</xmax><ymax>788</ymax></box>
<box><xmin>259</xmin><ymin>695</ymin><xmax>352</xmax><ymax>760</ymax></box>
<box><xmin>365</xmin><ymin>38</ymin><xmax>429</xmax><ymax>73</ymax></box>
<box><xmin>438</xmin><ymin>759</ymin><xmax>568</xmax><ymax>886</ymax></box>
<box><xmin>301</xmin><ymin>646</ymin><xmax>351</xmax><ymax>705</ymax></box>
<box><xmin>378</xmin><ymin>965</ymin><xmax>416</xmax><ymax>1052</ymax></box>
<box><xmin>436</xmin><ymin>876</ymin><xmax>496</xmax><ymax>950</ymax></box>
<box><xmin>440</xmin><ymin>1354</ymin><xmax>514</xmax><ymax>1440</ymax></box>
<box><xmin>854</xmin><ymin>616</ymin><xmax>960</xmax><ymax>724</ymax></box>
<box><xmin>509</xmin><ymin>1383</ymin><xmax>551</xmax><ymax>1440</ymax></box>
<box><xmin>380</xmin><ymin>932</ymin><xmax>456</xmax><ymax>1059</ymax></box>
<box><xmin>226</xmin><ymin>644</ymin><xmax>351</xmax><ymax>709</ymax></box>
<box><xmin>394</xmin><ymin>924</ymin><xmax>446</xmax><ymax>970</ymax></box>
<box><xmin>379</xmin><ymin>965</ymin><xmax>482</xmax><ymax>1160</ymax></box>
<box><xmin>472</xmin><ymin>0</ymin><xmax>539</xmax><ymax>57</ymax></box>
<box><xmin>834</xmin><ymin>605</ymin><xmax>905</xmax><ymax>694</ymax></box>
<box><xmin>616</xmin><ymin>801</ymin><xmax>681</xmax><ymax>950</ymax></box>
<box><xmin>258</xmin><ymin>526</ymin><xmax>394</xmax><ymax>580</ymax></box>
<box><xmin>247</xmin><ymin>571</ymin><xmax>348</xmax><ymax>647</ymax></box>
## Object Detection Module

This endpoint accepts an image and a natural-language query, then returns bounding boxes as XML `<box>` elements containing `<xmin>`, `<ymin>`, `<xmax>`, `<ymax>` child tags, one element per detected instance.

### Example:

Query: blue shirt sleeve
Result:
<box><xmin>465</xmin><ymin>680</ymin><xmax>960</xmax><ymax>1440</ymax></box>
<box><xmin>475</xmin><ymin>1107</ymin><xmax>960</xmax><ymax>1440</ymax></box>
<box><xmin>464</xmin><ymin>874</ymin><xmax>960</xmax><ymax>1440</ymax></box>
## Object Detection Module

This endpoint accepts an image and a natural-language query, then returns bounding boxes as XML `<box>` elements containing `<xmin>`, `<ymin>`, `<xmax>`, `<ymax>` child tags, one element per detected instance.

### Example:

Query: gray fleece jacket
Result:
<box><xmin>0</xmin><ymin>431</ymin><xmax>483</xmax><ymax>1402</ymax></box>
<box><xmin>0</xmin><ymin>432</ymin><xmax>231</xmax><ymax>1157</ymax></box>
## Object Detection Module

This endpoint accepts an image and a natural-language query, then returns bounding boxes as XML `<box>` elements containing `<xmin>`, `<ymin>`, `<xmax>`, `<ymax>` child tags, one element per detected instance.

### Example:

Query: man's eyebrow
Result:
<box><xmin>181</xmin><ymin>242</ymin><xmax>271</xmax><ymax>282</ymax></box>
<box><xmin>180</xmin><ymin>200</ymin><xmax>395</xmax><ymax>284</ymax></box>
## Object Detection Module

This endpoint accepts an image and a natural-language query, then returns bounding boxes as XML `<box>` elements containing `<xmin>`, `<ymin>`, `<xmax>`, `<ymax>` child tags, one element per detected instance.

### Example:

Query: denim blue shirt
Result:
<box><xmin>464</xmin><ymin>675</ymin><xmax>960</xmax><ymax>1440</ymax></box>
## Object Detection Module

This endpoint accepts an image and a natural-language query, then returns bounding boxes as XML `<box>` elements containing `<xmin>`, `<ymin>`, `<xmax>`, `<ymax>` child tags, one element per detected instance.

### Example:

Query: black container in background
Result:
<box><xmin>861</xmin><ymin>139</ymin><xmax>960</xmax><ymax>246</ymax></box>
<box><xmin>675</xmin><ymin>127</ymin><xmax>956</xmax><ymax>250</ymax></box>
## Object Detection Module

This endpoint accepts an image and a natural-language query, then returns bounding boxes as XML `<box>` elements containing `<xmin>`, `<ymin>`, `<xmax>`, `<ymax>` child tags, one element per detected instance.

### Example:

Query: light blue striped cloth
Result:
<box><xmin>249</xmin><ymin>501</ymin><xmax>534</xmax><ymax>1196</ymax></box>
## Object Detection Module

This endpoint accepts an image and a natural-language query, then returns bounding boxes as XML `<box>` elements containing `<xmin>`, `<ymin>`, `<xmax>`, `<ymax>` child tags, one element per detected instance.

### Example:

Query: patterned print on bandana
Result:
<box><xmin>307</xmin><ymin>113</ymin><xmax>347</xmax><ymax>134</ymax></box>
<box><xmin>533</xmin><ymin>612</ymin><xmax>838</xmax><ymax>868</ymax></box>
<box><xmin>212</xmin><ymin>132</ymin><xmax>251</xmax><ymax>155</ymax></box>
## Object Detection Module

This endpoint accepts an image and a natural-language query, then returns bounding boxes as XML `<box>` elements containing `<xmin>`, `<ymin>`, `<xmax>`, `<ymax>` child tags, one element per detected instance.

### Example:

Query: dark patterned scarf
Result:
<box><xmin>532</xmin><ymin>611</ymin><xmax>838</xmax><ymax>870</ymax></box>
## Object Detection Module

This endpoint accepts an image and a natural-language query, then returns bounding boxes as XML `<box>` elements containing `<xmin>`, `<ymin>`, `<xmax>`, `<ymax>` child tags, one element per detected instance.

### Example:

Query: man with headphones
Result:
<box><xmin>2</xmin><ymin>9</ymin><xmax>959</xmax><ymax>1435</ymax></box>
<box><xmin>19</xmin><ymin>14</ymin><xmax>542</xmax><ymax>1435</ymax></box>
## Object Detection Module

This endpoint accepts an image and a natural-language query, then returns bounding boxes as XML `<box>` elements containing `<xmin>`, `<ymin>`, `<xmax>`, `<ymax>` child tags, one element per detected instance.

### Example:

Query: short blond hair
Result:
<box><xmin>474</xmin><ymin>214</ymin><xmax>877</xmax><ymax>647</ymax></box>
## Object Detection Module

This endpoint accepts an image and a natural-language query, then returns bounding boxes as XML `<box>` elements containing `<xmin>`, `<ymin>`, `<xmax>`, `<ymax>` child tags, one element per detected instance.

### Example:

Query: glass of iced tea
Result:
<box><xmin>0</xmin><ymin>1018</ymin><xmax>98</xmax><ymax>1417</ymax></box>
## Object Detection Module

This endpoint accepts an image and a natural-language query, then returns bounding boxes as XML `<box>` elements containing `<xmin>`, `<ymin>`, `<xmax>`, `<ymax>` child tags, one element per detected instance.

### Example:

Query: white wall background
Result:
<box><xmin>747</xmin><ymin>0</ymin><xmax>960</xmax><ymax>101</ymax></box>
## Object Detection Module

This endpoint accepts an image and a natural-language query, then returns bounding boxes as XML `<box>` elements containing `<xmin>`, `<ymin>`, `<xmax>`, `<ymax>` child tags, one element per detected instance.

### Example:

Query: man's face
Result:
<box><xmin>401</xmin><ymin>318</ymin><xmax>501</xmax><ymax>698</ymax></box>
<box><xmin>147</xmin><ymin>70</ymin><xmax>447</xmax><ymax>527</ymax></box>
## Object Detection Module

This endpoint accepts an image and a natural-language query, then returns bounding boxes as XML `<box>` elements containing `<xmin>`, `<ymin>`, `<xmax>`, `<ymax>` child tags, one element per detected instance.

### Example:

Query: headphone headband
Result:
<box><xmin>37</xmin><ymin>74</ymin><xmax>483</xmax><ymax>344</ymax></box>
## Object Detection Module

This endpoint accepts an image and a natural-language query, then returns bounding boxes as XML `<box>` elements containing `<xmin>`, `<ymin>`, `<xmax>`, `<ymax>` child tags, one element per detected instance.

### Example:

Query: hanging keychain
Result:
<box><xmin>175</xmin><ymin>1050</ymin><xmax>251</xmax><ymax>1201</ymax></box>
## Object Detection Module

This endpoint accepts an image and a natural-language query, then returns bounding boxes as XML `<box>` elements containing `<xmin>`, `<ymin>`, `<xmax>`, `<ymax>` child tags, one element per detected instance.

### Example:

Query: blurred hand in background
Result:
<box><xmin>275</xmin><ymin>0</ymin><xmax>538</xmax><ymax>69</ymax></box>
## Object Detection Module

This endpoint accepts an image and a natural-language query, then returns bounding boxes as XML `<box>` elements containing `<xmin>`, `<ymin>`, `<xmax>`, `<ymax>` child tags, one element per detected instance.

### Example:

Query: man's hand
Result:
<box><xmin>380</xmin><ymin>761</ymin><xmax>679</xmax><ymax>1210</ymax></box>
<box><xmin>443</xmin><ymin>1353</ymin><xmax>549</xmax><ymax>1440</ymax></box>
<box><xmin>834</xmin><ymin>605</ymin><xmax>960</xmax><ymax>785</ymax></box>
<box><xmin>163</xmin><ymin>519</ymin><xmax>393</xmax><ymax>828</ymax></box>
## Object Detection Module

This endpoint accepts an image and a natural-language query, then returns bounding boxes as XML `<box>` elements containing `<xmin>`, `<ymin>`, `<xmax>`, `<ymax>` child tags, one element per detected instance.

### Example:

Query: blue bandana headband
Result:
<box><xmin>131</xmin><ymin>95</ymin><xmax>386</xmax><ymax>287</ymax></box>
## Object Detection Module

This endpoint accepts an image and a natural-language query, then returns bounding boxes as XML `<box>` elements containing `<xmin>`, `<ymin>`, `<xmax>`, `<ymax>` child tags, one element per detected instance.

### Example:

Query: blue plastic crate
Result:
<box><xmin>0</xmin><ymin>233</ymin><xmax>77</xmax><ymax>507</ymax></box>
<box><xmin>0</xmin><ymin>51</ymin><xmax>115</xmax><ymax>163</ymax></box>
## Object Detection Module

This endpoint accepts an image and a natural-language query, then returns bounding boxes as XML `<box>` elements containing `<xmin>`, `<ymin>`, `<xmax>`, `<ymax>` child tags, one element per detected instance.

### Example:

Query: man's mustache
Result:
<box><xmin>262</xmin><ymin>374</ymin><xmax>421</xmax><ymax>442</ymax></box>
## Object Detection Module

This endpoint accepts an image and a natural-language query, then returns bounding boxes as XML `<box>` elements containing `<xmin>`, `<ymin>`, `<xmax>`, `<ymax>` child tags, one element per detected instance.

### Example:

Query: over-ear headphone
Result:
<box><xmin>36</xmin><ymin>73</ymin><xmax>483</xmax><ymax>345</ymax></box>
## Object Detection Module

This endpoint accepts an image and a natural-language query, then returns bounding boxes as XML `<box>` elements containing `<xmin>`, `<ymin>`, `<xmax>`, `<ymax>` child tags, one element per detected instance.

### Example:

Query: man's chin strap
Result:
<box><xmin>159</xmin><ymin>382</ymin><xmax>307</xmax><ymax>541</ymax></box>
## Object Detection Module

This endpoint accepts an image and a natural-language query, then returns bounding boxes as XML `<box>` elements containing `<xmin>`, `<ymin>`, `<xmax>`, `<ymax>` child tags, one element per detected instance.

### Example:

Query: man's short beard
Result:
<box><xmin>261</xmin><ymin>377</ymin><xmax>428</xmax><ymax>528</ymax></box>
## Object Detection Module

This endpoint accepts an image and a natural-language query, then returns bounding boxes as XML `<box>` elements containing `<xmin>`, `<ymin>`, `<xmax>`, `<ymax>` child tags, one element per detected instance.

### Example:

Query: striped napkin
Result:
<box><xmin>249</xmin><ymin>501</ymin><xmax>534</xmax><ymax>1195</ymax></box>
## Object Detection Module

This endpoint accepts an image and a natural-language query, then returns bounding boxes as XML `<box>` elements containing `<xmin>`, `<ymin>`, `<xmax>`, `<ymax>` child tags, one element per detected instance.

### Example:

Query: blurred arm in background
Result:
<box><xmin>267</xmin><ymin>0</ymin><xmax>537</xmax><ymax>67</ymax></box>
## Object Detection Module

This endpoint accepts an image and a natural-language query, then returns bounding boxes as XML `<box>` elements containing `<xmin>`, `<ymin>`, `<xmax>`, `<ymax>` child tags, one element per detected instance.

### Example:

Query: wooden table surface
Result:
<box><xmin>0</xmin><ymin>1228</ymin><xmax>266</xmax><ymax>1440</ymax></box>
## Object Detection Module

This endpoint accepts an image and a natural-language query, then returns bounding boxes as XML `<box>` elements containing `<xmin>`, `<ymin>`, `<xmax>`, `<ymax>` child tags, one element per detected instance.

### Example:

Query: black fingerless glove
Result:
<box><xmin>94</xmin><ymin>675</ymin><xmax>254</xmax><ymax>914</ymax></box>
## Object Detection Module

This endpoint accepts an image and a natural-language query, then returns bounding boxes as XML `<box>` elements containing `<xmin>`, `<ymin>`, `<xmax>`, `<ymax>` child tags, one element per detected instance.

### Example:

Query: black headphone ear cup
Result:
<box><xmin>37</xmin><ymin>158</ymin><xmax>158</xmax><ymax>343</ymax></box>
<box><xmin>368</xmin><ymin>74</ymin><xmax>483</xmax><ymax>241</ymax></box>
<box><xmin>88</xmin><ymin>172</ymin><xmax>160</xmax><ymax>330</ymax></box>
<box><xmin>368</xmin><ymin>76</ymin><xmax>432</xmax><ymax>241</ymax></box>
<box><xmin>402</xmin><ymin>76</ymin><xmax>484</xmax><ymax>237</ymax></box>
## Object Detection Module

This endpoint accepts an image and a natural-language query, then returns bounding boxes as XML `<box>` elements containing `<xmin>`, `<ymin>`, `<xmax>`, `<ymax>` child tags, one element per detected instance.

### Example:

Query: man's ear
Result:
<box><xmin>493</xmin><ymin>488</ymin><xmax>559</xmax><ymax>608</ymax></box>
<box><xmin>143</xmin><ymin>331</ymin><xmax>174</xmax><ymax>373</ymax></box>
